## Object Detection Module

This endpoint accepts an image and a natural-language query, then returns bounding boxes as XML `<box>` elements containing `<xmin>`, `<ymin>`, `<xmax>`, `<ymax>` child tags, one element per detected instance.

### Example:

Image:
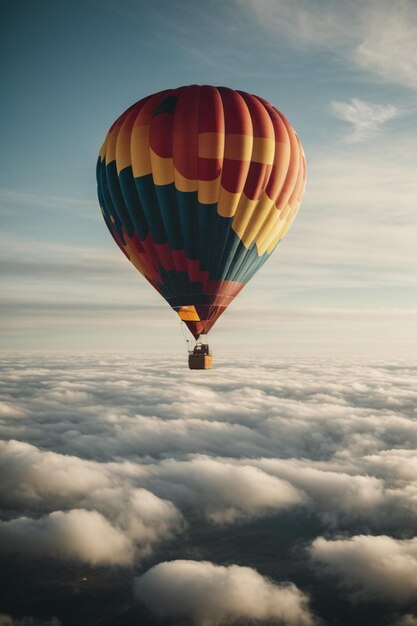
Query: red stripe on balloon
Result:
<box><xmin>173</xmin><ymin>86</ymin><xmax>200</xmax><ymax>180</ymax></box>
<box><xmin>108</xmin><ymin>96</ymin><xmax>152</xmax><ymax>133</ymax></box>
<box><xmin>238</xmin><ymin>91</ymin><xmax>274</xmax><ymax>139</ymax></box>
<box><xmin>150</xmin><ymin>112</ymin><xmax>174</xmax><ymax>158</ymax></box>
<box><xmin>198</xmin><ymin>157</ymin><xmax>222</xmax><ymax>181</ymax></box>
<box><xmin>221</xmin><ymin>159</ymin><xmax>250</xmax><ymax>193</ymax></box>
<box><xmin>219</xmin><ymin>89</ymin><xmax>251</xmax><ymax>195</ymax></box>
<box><xmin>244</xmin><ymin>162</ymin><xmax>272</xmax><ymax>200</ymax></box>
<box><xmin>218</xmin><ymin>87</ymin><xmax>252</xmax><ymax>134</ymax></box>
<box><xmin>198</xmin><ymin>86</ymin><xmax>224</xmax><ymax>134</ymax></box>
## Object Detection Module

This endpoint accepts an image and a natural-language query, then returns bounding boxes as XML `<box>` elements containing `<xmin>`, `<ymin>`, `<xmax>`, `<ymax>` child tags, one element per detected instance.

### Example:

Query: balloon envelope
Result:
<box><xmin>97</xmin><ymin>85</ymin><xmax>306</xmax><ymax>338</ymax></box>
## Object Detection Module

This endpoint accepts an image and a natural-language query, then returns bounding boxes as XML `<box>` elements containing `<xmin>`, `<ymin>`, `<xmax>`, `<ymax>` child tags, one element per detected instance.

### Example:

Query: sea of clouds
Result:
<box><xmin>1</xmin><ymin>353</ymin><xmax>417</xmax><ymax>625</ymax></box>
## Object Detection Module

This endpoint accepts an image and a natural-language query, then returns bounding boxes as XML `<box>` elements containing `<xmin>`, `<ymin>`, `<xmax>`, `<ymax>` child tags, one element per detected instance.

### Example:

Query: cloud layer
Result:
<box><xmin>0</xmin><ymin>439</ymin><xmax>183</xmax><ymax>566</ymax></box>
<box><xmin>1</xmin><ymin>354</ymin><xmax>417</xmax><ymax>624</ymax></box>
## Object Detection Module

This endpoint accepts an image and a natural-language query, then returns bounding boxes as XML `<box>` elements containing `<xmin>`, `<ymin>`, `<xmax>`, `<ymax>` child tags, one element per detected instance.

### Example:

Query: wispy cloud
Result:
<box><xmin>240</xmin><ymin>0</ymin><xmax>417</xmax><ymax>90</ymax></box>
<box><xmin>0</xmin><ymin>189</ymin><xmax>97</xmax><ymax>217</ymax></box>
<box><xmin>330</xmin><ymin>98</ymin><xmax>401</xmax><ymax>142</ymax></box>
<box><xmin>2</xmin><ymin>134</ymin><xmax>417</xmax><ymax>353</ymax></box>
<box><xmin>354</xmin><ymin>1</ymin><xmax>417</xmax><ymax>91</ymax></box>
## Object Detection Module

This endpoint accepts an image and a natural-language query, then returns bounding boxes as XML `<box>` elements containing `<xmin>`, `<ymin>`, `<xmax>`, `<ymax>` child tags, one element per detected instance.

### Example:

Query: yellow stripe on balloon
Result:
<box><xmin>217</xmin><ymin>187</ymin><xmax>241</xmax><ymax>217</ymax></box>
<box><xmin>271</xmin><ymin>215</ymin><xmax>295</xmax><ymax>250</ymax></box>
<box><xmin>116</xmin><ymin>129</ymin><xmax>133</xmax><ymax>173</ymax></box>
<box><xmin>198</xmin><ymin>132</ymin><xmax>225</xmax><ymax>159</ymax></box>
<box><xmin>266</xmin><ymin>230</ymin><xmax>284</xmax><ymax>254</ymax></box>
<box><xmin>251</xmin><ymin>137</ymin><xmax>275</xmax><ymax>164</ymax></box>
<box><xmin>234</xmin><ymin>193</ymin><xmax>275</xmax><ymax>248</ymax></box>
<box><xmin>264</xmin><ymin>203</ymin><xmax>300</xmax><ymax>254</ymax></box>
<box><xmin>123</xmin><ymin>240</ymin><xmax>146</xmax><ymax>277</ymax></box>
<box><xmin>99</xmin><ymin>135</ymin><xmax>109</xmax><ymax>160</ymax></box>
<box><xmin>279</xmin><ymin>201</ymin><xmax>293</xmax><ymax>222</ymax></box>
<box><xmin>223</xmin><ymin>134</ymin><xmax>253</xmax><ymax>161</ymax></box>
<box><xmin>131</xmin><ymin>125</ymin><xmax>152</xmax><ymax>178</ymax></box>
<box><xmin>174</xmin><ymin>169</ymin><xmax>198</xmax><ymax>193</ymax></box>
<box><xmin>177</xmin><ymin>305</ymin><xmax>200</xmax><ymax>322</ymax></box>
<box><xmin>265</xmin><ymin>141</ymin><xmax>291</xmax><ymax>200</ymax></box>
<box><xmin>150</xmin><ymin>149</ymin><xmax>174</xmax><ymax>185</ymax></box>
<box><xmin>198</xmin><ymin>176</ymin><xmax>222</xmax><ymax>204</ymax></box>
<box><xmin>285</xmin><ymin>201</ymin><xmax>300</xmax><ymax>227</ymax></box>
<box><xmin>105</xmin><ymin>128</ymin><xmax>118</xmax><ymax>165</ymax></box>
<box><xmin>255</xmin><ymin>208</ymin><xmax>283</xmax><ymax>255</ymax></box>
<box><xmin>230</xmin><ymin>194</ymin><xmax>258</xmax><ymax>243</ymax></box>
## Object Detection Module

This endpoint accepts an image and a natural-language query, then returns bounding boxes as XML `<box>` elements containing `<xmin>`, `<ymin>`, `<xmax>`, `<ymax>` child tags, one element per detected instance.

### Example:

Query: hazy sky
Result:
<box><xmin>2</xmin><ymin>0</ymin><xmax>417</xmax><ymax>355</ymax></box>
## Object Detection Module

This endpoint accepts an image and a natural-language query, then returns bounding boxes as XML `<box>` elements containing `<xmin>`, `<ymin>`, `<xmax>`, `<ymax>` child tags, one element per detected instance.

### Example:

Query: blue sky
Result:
<box><xmin>2</xmin><ymin>0</ymin><xmax>417</xmax><ymax>355</ymax></box>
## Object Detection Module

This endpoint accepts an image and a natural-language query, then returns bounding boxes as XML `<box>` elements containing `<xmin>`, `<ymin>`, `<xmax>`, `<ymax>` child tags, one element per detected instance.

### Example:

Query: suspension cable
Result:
<box><xmin>179</xmin><ymin>318</ymin><xmax>195</xmax><ymax>354</ymax></box>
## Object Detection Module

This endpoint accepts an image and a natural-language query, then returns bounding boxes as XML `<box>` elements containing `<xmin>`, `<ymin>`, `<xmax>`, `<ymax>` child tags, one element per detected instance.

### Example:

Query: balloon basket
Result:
<box><xmin>188</xmin><ymin>343</ymin><xmax>212</xmax><ymax>370</ymax></box>
<box><xmin>188</xmin><ymin>354</ymin><xmax>213</xmax><ymax>369</ymax></box>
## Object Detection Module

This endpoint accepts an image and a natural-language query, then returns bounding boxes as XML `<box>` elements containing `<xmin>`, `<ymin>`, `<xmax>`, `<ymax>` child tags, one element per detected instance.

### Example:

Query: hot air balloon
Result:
<box><xmin>96</xmin><ymin>85</ymin><xmax>306</xmax><ymax>369</ymax></box>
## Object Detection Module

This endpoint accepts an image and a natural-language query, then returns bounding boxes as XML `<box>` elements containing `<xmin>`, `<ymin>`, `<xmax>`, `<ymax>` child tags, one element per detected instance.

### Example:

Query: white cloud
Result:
<box><xmin>85</xmin><ymin>486</ymin><xmax>183</xmax><ymax>555</ymax></box>
<box><xmin>0</xmin><ymin>441</ymin><xmax>303</xmax><ymax>528</ymax></box>
<box><xmin>330</xmin><ymin>98</ymin><xmax>400</xmax><ymax>142</ymax></box>
<box><xmin>354</xmin><ymin>1</ymin><xmax>417</xmax><ymax>90</ymax></box>
<box><xmin>0</xmin><ymin>439</ymin><xmax>113</xmax><ymax>509</ymax></box>
<box><xmin>144</xmin><ymin>456</ymin><xmax>305</xmax><ymax>524</ymax></box>
<box><xmin>0</xmin><ymin>401</ymin><xmax>24</xmax><ymax>417</ymax></box>
<box><xmin>0</xmin><ymin>509</ymin><xmax>133</xmax><ymax>566</ymax></box>
<box><xmin>0</xmin><ymin>440</ymin><xmax>183</xmax><ymax>564</ymax></box>
<box><xmin>240</xmin><ymin>0</ymin><xmax>417</xmax><ymax>90</ymax></box>
<box><xmin>248</xmin><ymin>458</ymin><xmax>386</xmax><ymax>526</ymax></box>
<box><xmin>2</xmin><ymin>355</ymin><xmax>417</xmax><ymax>577</ymax></box>
<box><xmin>134</xmin><ymin>560</ymin><xmax>317</xmax><ymax>626</ymax></box>
<box><xmin>3</xmin><ymin>355</ymin><xmax>417</xmax><ymax>623</ymax></box>
<box><xmin>310</xmin><ymin>534</ymin><xmax>417</xmax><ymax>602</ymax></box>
<box><xmin>238</xmin><ymin>0</ymin><xmax>356</xmax><ymax>49</ymax></box>
<box><xmin>361</xmin><ymin>449</ymin><xmax>417</xmax><ymax>482</ymax></box>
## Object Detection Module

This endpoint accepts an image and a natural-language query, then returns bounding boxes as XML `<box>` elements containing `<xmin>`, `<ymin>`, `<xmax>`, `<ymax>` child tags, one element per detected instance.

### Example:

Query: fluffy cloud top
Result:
<box><xmin>249</xmin><ymin>458</ymin><xmax>387</xmax><ymax>526</ymax></box>
<box><xmin>0</xmin><ymin>439</ymin><xmax>112</xmax><ymax>509</ymax></box>
<box><xmin>145</xmin><ymin>456</ymin><xmax>305</xmax><ymax>523</ymax></box>
<box><xmin>310</xmin><ymin>534</ymin><xmax>417</xmax><ymax>602</ymax></box>
<box><xmin>135</xmin><ymin>560</ymin><xmax>316</xmax><ymax>626</ymax></box>
<box><xmin>2</xmin><ymin>354</ymin><xmax>417</xmax><ymax>622</ymax></box>
<box><xmin>0</xmin><ymin>509</ymin><xmax>133</xmax><ymax>566</ymax></box>
<box><xmin>0</xmin><ymin>440</ymin><xmax>183</xmax><ymax>565</ymax></box>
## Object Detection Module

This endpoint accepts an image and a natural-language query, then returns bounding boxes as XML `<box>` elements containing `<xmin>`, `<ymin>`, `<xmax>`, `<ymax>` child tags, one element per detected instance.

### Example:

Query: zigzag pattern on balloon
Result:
<box><xmin>97</xmin><ymin>85</ymin><xmax>306</xmax><ymax>337</ymax></box>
